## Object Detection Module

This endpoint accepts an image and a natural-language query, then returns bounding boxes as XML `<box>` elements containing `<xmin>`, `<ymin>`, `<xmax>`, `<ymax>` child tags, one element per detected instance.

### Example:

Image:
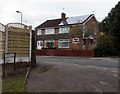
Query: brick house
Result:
<box><xmin>35</xmin><ymin>13</ymin><xmax>100</xmax><ymax>51</ymax></box>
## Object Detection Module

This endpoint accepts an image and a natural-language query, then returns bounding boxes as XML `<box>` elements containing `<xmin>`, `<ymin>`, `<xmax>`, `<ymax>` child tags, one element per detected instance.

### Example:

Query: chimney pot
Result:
<box><xmin>61</xmin><ymin>13</ymin><xmax>66</xmax><ymax>21</ymax></box>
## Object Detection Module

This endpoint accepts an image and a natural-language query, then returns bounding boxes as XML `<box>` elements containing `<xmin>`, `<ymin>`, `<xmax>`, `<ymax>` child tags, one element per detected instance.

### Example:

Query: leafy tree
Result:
<box><xmin>99</xmin><ymin>1</ymin><xmax>120</xmax><ymax>55</ymax></box>
<box><xmin>99</xmin><ymin>17</ymin><xmax>109</xmax><ymax>34</ymax></box>
<box><xmin>100</xmin><ymin>1</ymin><xmax>120</xmax><ymax>38</ymax></box>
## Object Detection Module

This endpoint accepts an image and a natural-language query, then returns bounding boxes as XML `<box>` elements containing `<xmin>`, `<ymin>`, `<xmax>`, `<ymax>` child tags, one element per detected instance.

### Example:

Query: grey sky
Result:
<box><xmin>0</xmin><ymin>0</ymin><xmax>119</xmax><ymax>28</ymax></box>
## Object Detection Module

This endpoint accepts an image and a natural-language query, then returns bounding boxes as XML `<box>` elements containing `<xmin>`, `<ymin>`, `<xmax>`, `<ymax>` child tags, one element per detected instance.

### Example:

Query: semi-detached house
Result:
<box><xmin>35</xmin><ymin>13</ymin><xmax>100</xmax><ymax>53</ymax></box>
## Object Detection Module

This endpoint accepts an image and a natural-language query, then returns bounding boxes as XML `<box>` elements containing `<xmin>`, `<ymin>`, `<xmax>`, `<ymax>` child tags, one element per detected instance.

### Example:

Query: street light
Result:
<box><xmin>16</xmin><ymin>11</ymin><xmax>22</xmax><ymax>28</ymax></box>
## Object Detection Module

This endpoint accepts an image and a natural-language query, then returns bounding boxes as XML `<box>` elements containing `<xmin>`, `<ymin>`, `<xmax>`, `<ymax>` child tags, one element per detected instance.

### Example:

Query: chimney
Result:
<box><xmin>61</xmin><ymin>13</ymin><xmax>66</xmax><ymax>21</ymax></box>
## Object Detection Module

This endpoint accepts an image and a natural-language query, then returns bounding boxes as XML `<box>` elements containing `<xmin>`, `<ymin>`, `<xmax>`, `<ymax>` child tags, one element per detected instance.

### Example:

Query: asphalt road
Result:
<box><xmin>36</xmin><ymin>56</ymin><xmax>119</xmax><ymax>69</ymax></box>
<box><xmin>26</xmin><ymin>56</ymin><xmax>119</xmax><ymax>92</ymax></box>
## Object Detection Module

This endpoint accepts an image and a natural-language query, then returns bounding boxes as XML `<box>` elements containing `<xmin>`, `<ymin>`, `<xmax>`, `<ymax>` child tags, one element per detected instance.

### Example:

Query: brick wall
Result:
<box><xmin>36</xmin><ymin>49</ymin><xmax>95</xmax><ymax>57</ymax></box>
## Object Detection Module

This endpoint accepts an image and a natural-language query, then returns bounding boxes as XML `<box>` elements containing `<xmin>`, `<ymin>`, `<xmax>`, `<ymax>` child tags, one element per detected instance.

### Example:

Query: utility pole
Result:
<box><xmin>31</xmin><ymin>29</ymin><xmax>36</xmax><ymax>68</ymax></box>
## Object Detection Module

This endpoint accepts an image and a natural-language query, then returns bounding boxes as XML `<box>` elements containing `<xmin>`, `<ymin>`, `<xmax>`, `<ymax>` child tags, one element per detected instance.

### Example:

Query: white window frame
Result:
<box><xmin>37</xmin><ymin>29</ymin><xmax>42</xmax><ymax>35</ymax></box>
<box><xmin>45</xmin><ymin>28</ymin><xmax>54</xmax><ymax>34</ymax></box>
<box><xmin>44</xmin><ymin>40</ymin><xmax>55</xmax><ymax>48</ymax></box>
<box><xmin>37</xmin><ymin>40</ymin><xmax>43</xmax><ymax>49</ymax></box>
<box><xmin>59</xmin><ymin>27</ymin><xmax>69</xmax><ymax>33</ymax></box>
<box><xmin>58</xmin><ymin>39</ymin><xmax>70</xmax><ymax>48</ymax></box>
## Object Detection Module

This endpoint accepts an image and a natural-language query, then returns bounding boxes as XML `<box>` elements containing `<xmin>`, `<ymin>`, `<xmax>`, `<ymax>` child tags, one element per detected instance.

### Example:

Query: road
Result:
<box><xmin>36</xmin><ymin>56</ymin><xmax>119</xmax><ymax>69</ymax></box>
<box><xmin>26</xmin><ymin>56</ymin><xmax>119</xmax><ymax>92</ymax></box>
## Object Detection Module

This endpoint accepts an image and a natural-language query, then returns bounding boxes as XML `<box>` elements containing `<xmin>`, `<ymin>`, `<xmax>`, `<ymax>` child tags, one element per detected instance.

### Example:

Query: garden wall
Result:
<box><xmin>36</xmin><ymin>49</ymin><xmax>95</xmax><ymax>57</ymax></box>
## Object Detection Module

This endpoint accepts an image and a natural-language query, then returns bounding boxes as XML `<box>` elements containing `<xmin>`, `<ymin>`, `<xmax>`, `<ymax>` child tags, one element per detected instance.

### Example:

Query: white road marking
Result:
<box><xmin>95</xmin><ymin>88</ymin><xmax>102</xmax><ymax>92</ymax></box>
<box><xmin>99</xmin><ymin>81</ymin><xmax>113</xmax><ymax>87</ymax></box>
<box><xmin>110</xmin><ymin>70</ymin><xmax>118</xmax><ymax>73</ymax></box>
<box><xmin>92</xmin><ymin>86</ymin><xmax>102</xmax><ymax>92</ymax></box>
<box><xmin>113</xmin><ymin>74</ymin><xmax>118</xmax><ymax>77</ymax></box>
<box><xmin>99</xmin><ymin>81</ymin><xmax>108</xmax><ymax>86</ymax></box>
<box><xmin>90</xmin><ymin>58</ymin><xmax>118</xmax><ymax>62</ymax></box>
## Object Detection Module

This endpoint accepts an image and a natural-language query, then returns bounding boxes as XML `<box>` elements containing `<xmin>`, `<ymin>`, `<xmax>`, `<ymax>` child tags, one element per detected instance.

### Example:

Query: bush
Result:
<box><xmin>95</xmin><ymin>35</ymin><xmax>118</xmax><ymax>57</ymax></box>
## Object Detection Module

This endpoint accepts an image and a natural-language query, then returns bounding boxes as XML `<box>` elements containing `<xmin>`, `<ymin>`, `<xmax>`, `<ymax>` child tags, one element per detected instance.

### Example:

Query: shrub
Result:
<box><xmin>95</xmin><ymin>35</ymin><xmax>117</xmax><ymax>57</ymax></box>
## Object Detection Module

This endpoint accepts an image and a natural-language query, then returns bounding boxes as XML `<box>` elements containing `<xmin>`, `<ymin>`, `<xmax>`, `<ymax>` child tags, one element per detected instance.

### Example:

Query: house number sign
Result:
<box><xmin>72</xmin><ymin>38</ymin><xmax>79</xmax><ymax>44</ymax></box>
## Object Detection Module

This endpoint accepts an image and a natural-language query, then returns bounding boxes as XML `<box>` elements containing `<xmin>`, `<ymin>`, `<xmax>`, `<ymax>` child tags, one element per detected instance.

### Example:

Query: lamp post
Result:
<box><xmin>16</xmin><ymin>11</ymin><xmax>22</xmax><ymax>28</ymax></box>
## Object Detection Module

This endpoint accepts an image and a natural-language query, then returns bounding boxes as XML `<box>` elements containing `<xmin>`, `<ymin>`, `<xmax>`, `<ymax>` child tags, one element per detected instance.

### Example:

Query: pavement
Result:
<box><xmin>26</xmin><ymin>56</ymin><xmax>119</xmax><ymax>92</ymax></box>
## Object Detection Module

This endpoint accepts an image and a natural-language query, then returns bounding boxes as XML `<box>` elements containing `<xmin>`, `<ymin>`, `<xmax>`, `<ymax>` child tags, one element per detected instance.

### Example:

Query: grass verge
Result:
<box><xmin>2</xmin><ymin>77</ymin><xmax>27</xmax><ymax>93</ymax></box>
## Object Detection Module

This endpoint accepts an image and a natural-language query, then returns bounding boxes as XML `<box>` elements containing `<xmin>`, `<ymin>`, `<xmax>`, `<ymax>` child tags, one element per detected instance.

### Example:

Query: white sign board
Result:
<box><xmin>5</xmin><ymin>53</ymin><xmax>15</xmax><ymax>58</ymax></box>
<box><xmin>72</xmin><ymin>38</ymin><xmax>79</xmax><ymax>44</ymax></box>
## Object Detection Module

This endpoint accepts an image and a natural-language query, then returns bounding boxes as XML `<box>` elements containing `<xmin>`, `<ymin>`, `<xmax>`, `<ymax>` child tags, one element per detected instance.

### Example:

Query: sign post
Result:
<box><xmin>3</xmin><ymin>53</ymin><xmax>16</xmax><ymax>77</ymax></box>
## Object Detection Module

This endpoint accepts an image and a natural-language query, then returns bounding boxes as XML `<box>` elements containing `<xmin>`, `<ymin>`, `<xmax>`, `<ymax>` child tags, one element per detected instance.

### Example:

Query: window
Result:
<box><xmin>58</xmin><ymin>39</ymin><xmax>70</xmax><ymax>48</ymax></box>
<box><xmin>72</xmin><ymin>38</ymin><xmax>79</xmax><ymax>44</ymax></box>
<box><xmin>37</xmin><ymin>29</ymin><xmax>42</xmax><ymax>35</ymax></box>
<box><xmin>45</xmin><ymin>29</ymin><xmax>54</xmax><ymax>34</ymax></box>
<box><xmin>37</xmin><ymin>40</ymin><xmax>43</xmax><ymax>49</ymax></box>
<box><xmin>45</xmin><ymin>40</ymin><xmax>54</xmax><ymax>48</ymax></box>
<box><xmin>59</xmin><ymin>27</ymin><xmax>69</xmax><ymax>33</ymax></box>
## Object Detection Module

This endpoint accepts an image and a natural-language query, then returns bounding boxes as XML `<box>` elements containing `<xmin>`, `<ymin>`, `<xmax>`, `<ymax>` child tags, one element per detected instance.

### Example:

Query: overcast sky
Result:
<box><xmin>0</xmin><ymin>0</ymin><xmax>119</xmax><ymax>29</ymax></box>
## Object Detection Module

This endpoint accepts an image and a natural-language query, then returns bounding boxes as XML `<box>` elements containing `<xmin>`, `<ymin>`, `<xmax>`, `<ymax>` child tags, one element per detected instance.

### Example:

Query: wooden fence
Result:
<box><xmin>0</xmin><ymin>23</ymin><xmax>31</xmax><ymax>62</ymax></box>
<box><xmin>0</xmin><ymin>23</ymin><xmax>5</xmax><ymax>59</ymax></box>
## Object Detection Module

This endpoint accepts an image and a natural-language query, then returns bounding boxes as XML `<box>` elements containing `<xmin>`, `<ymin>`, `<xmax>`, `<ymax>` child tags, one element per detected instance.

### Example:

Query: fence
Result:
<box><xmin>0</xmin><ymin>23</ymin><xmax>5</xmax><ymax>59</ymax></box>
<box><xmin>0</xmin><ymin>23</ymin><xmax>32</xmax><ymax>63</ymax></box>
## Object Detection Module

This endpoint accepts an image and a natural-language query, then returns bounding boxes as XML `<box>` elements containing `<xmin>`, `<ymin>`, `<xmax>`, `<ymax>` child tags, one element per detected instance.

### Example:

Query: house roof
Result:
<box><xmin>36</xmin><ymin>19</ymin><xmax>61</xmax><ymax>29</ymax></box>
<box><xmin>35</xmin><ymin>14</ymin><xmax>94</xmax><ymax>29</ymax></box>
<box><xmin>66</xmin><ymin>15</ymin><xmax>91</xmax><ymax>25</ymax></box>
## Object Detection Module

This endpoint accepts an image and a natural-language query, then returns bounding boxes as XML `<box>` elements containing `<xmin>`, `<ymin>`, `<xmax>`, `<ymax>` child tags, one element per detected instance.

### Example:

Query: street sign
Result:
<box><xmin>5</xmin><ymin>53</ymin><xmax>15</xmax><ymax>58</ymax></box>
<box><xmin>3</xmin><ymin>53</ymin><xmax>16</xmax><ymax>77</ymax></box>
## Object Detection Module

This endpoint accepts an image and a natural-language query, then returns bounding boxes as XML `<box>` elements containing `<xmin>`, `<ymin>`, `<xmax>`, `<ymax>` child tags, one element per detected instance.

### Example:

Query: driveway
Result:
<box><xmin>26</xmin><ymin>56</ymin><xmax>119</xmax><ymax>92</ymax></box>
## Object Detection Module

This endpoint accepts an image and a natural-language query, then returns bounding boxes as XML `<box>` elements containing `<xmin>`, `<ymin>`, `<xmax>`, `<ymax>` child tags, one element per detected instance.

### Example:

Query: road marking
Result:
<box><xmin>113</xmin><ymin>74</ymin><xmax>118</xmax><ymax>77</ymax></box>
<box><xmin>92</xmin><ymin>86</ymin><xmax>102</xmax><ymax>92</ymax></box>
<box><xmin>99</xmin><ymin>81</ymin><xmax>113</xmax><ymax>87</ymax></box>
<box><xmin>99</xmin><ymin>81</ymin><xmax>108</xmax><ymax>86</ymax></box>
<box><xmin>110</xmin><ymin>70</ymin><xmax>118</xmax><ymax>73</ymax></box>
<box><xmin>95</xmin><ymin>88</ymin><xmax>102</xmax><ymax>92</ymax></box>
<box><xmin>90</xmin><ymin>58</ymin><xmax>118</xmax><ymax>63</ymax></box>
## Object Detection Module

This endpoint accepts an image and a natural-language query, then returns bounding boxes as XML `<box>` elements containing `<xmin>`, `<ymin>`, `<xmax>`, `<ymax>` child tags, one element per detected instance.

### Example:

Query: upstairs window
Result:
<box><xmin>59</xmin><ymin>27</ymin><xmax>69</xmax><ymax>33</ymax></box>
<box><xmin>45</xmin><ymin>29</ymin><xmax>54</xmax><ymax>34</ymax></box>
<box><xmin>37</xmin><ymin>29</ymin><xmax>42</xmax><ymax>35</ymax></box>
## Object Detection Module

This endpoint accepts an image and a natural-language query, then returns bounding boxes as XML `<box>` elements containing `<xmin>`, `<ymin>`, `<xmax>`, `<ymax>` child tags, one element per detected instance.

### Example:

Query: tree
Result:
<box><xmin>100</xmin><ymin>1</ymin><xmax>120</xmax><ymax>38</ymax></box>
<box><xmin>99</xmin><ymin>1</ymin><xmax>120</xmax><ymax>55</ymax></box>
